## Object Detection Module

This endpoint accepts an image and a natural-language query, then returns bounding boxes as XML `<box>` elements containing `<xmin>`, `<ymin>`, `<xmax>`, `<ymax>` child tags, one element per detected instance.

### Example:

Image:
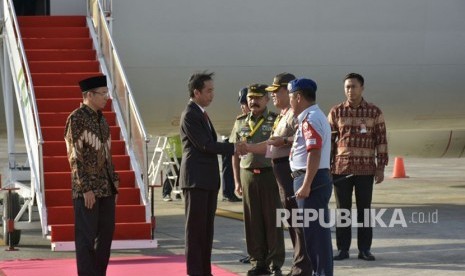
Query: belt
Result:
<box><xmin>291</xmin><ymin>169</ymin><xmax>306</xmax><ymax>178</ymax></box>
<box><xmin>272</xmin><ymin>156</ymin><xmax>289</xmax><ymax>164</ymax></box>
<box><xmin>243</xmin><ymin>167</ymin><xmax>273</xmax><ymax>174</ymax></box>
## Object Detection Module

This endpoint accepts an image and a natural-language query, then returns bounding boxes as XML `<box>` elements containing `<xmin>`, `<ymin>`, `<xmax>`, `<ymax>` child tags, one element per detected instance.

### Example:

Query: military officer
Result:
<box><xmin>288</xmin><ymin>78</ymin><xmax>333</xmax><ymax>276</ymax></box>
<box><xmin>230</xmin><ymin>84</ymin><xmax>285</xmax><ymax>276</ymax></box>
<box><xmin>243</xmin><ymin>73</ymin><xmax>313</xmax><ymax>276</ymax></box>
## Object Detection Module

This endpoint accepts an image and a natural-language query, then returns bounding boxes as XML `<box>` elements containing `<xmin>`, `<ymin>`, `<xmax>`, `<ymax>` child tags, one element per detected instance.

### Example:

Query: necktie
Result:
<box><xmin>204</xmin><ymin>111</ymin><xmax>211</xmax><ymax>129</ymax></box>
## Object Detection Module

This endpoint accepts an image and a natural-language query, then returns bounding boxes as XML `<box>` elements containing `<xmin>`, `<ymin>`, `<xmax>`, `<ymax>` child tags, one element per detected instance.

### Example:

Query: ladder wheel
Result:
<box><xmin>2</xmin><ymin>192</ymin><xmax>22</xmax><ymax>246</ymax></box>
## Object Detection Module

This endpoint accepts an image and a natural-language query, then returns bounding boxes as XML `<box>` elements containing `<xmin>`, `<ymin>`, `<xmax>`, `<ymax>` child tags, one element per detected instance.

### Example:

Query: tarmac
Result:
<box><xmin>1</xmin><ymin>134</ymin><xmax>465</xmax><ymax>275</ymax></box>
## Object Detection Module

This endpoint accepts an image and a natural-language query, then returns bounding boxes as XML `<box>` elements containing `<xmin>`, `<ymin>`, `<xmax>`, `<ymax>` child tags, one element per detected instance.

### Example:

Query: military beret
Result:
<box><xmin>287</xmin><ymin>78</ymin><xmax>317</xmax><ymax>94</ymax></box>
<box><xmin>238</xmin><ymin>87</ymin><xmax>248</xmax><ymax>104</ymax></box>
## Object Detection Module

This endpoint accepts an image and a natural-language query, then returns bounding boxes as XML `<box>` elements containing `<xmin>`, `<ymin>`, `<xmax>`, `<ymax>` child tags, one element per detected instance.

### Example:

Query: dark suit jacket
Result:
<box><xmin>179</xmin><ymin>101</ymin><xmax>235</xmax><ymax>191</ymax></box>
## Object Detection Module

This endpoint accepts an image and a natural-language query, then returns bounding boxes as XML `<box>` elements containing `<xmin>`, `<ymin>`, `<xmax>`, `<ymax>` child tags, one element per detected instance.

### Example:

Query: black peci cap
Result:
<box><xmin>78</xmin><ymin>75</ymin><xmax>107</xmax><ymax>92</ymax></box>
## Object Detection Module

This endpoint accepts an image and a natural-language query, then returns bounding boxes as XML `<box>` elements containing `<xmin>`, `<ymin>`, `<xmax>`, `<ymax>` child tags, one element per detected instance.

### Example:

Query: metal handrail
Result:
<box><xmin>92</xmin><ymin>0</ymin><xmax>149</xmax><ymax>142</ymax></box>
<box><xmin>6</xmin><ymin>0</ymin><xmax>43</xmax><ymax>145</ymax></box>
<box><xmin>87</xmin><ymin>0</ymin><xmax>150</xmax><ymax>201</ymax></box>
<box><xmin>1</xmin><ymin>0</ymin><xmax>46</xmax><ymax>234</ymax></box>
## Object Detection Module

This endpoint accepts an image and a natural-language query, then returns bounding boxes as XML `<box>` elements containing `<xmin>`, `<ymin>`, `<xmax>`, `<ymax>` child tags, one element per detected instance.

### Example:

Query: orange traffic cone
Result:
<box><xmin>392</xmin><ymin>156</ymin><xmax>407</xmax><ymax>178</ymax></box>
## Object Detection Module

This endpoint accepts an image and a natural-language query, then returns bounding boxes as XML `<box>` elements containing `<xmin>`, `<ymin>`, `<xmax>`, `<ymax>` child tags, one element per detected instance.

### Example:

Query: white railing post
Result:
<box><xmin>2</xmin><ymin>0</ymin><xmax>46</xmax><ymax>235</ymax></box>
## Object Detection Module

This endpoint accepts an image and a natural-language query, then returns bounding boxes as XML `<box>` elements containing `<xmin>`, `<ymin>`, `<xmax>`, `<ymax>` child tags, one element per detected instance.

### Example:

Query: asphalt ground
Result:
<box><xmin>1</xmin><ymin>134</ymin><xmax>464</xmax><ymax>275</ymax></box>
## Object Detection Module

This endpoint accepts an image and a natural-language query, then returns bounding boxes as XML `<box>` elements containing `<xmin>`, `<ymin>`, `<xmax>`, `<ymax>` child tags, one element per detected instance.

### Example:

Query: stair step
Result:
<box><xmin>32</xmin><ymin>73</ymin><xmax>103</xmax><ymax>86</ymax></box>
<box><xmin>36</xmin><ymin>98</ymin><xmax>112</xmax><ymax>112</ymax></box>
<box><xmin>41</xmin><ymin>126</ymin><xmax>121</xmax><ymax>141</ymax></box>
<box><xmin>18</xmin><ymin>16</ymin><xmax>86</xmax><ymax>28</ymax></box>
<box><xmin>50</xmin><ymin>222</ymin><xmax>152</xmax><ymax>242</ymax></box>
<box><xmin>43</xmin><ymin>155</ymin><xmax>130</xmax><ymax>172</ymax></box>
<box><xmin>29</xmin><ymin>61</ymin><xmax>100</xmax><ymax>73</ymax></box>
<box><xmin>21</xmin><ymin>27</ymin><xmax>89</xmax><ymax>38</ymax></box>
<box><xmin>45</xmin><ymin>188</ymin><xmax>141</xmax><ymax>207</ymax></box>
<box><xmin>43</xmin><ymin>140</ymin><xmax>125</xmax><ymax>156</ymax></box>
<box><xmin>44</xmin><ymin>170</ymin><xmax>135</xmax><ymax>189</ymax></box>
<box><xmin>23</xmin><ymin>38</ymin><xmax>93</xmax><ymax>50</ymax></box>
<box><xmin>35</xmin><ymin>86</ymin><xmax>82</xmax><ymax>99</ymax></box>
<box><xmin>39</xmin><ymin>111</ymin><xmax>116</xmax><ymax>127</ymax></box>
<box><xmin>47</xmin><ymin>205</ymin><xmax>147</xmax><ymax>225</ymax></box>
<box><xmin>26</xmin><ymin>49</ymin><xmax>96</xmax><ymax>61</ymax></box>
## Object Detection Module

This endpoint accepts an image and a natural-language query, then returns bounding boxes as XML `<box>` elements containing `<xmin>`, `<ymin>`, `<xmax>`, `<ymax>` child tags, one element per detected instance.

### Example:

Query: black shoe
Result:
<box><xmin>333</xmin><ymin>250</ymin><xmax>349</xmax><ymax>260</ymax></box>
<box><xmin>271</xmin><ymin>267</ymin><xmax>283</xmax><ymax>276</ymax></box>
<box><xmin>223</xmin><ymin>195</ymin><xmax>242</xmax><ymax>202</ymax></box>
<box><xmin>358</xmin><ymin>250</ymin><xmax>375</xmax><ymax>261</ymax></box>
<box><xmin>247</xmin><ymin>266</ymin><xmax>271</xmax><ymax>276</ymax></box>
<box><xmin>239</xmin><ymin>255</ymin><xmax>251</xmax><ymax>263</ymax></box>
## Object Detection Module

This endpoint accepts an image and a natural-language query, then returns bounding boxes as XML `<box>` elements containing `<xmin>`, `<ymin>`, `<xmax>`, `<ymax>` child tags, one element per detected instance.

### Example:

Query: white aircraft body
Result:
<box><xmin>3</xmin><ymin>0</ymin><xmax>465</xmax><ymax>157</ymax></box>
<box><xmin>107</xmin><ymin>0</ymin><xmax>465</xmax><ymax>158</ymax></box>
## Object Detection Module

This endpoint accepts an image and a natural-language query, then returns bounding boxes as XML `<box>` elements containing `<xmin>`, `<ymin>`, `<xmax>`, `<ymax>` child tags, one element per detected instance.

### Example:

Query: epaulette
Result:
<box><xmin>264</xmin><ymin>111</ymin><xmax>278</xmax><ymax>122</ymax></box>
<box><xmin>236</xmin><ymin>114</ymin><xmax>247</xmax><ymax>120</ymax></box>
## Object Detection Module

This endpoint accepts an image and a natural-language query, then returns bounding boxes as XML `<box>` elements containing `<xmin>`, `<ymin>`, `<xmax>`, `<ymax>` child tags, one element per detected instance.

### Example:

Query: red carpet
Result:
<box><xmin>0</xmin><ymin>255</ymin><xmax>238</xmax><ymax>276</ymax></box>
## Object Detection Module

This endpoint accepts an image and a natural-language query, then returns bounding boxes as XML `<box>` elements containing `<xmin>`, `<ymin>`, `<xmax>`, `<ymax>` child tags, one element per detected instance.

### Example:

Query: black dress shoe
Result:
<box><xmin>239</xmin><ymin>255</ymin><xmax>251</xmax><ymax>263</ymax></box>
<box><xmin>333</xmin><ymin>250</ymin><xmax>349</xmax><ymax>260</ymax></box>
<box><xmin>358</xmin><ymin>250</ymin><xmax>375</xmax><ymax>261</ymax></box>
<box><xmin>271</xmin><ymin>267</ymin><xmax>283</xmax><ymax>276</ymax></box>
<box><xmin>223</xmin><ymin>195</ymin><xmax>242</xmax><ymax>202</ymax></box>
<box><xmin>247</xmin><ymin>266</ymin><xmax>271</xmax><ymax>276</ymax></box>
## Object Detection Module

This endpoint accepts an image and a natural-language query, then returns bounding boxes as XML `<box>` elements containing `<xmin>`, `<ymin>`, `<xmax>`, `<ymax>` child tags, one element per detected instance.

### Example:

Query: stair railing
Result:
<box><xmin>86</xmin><ymin>0</ymin><xmax>151</xmax><ymax>207</ymax></box>
<box><xmin>0</xmin><ymin>0</ymin><xmax>47</xmax><ymax>234</ymax></box>
<box><xmin>148</xmin><ymin>137</ymin><xmax>181</xmax><ymax>196</ymax></box>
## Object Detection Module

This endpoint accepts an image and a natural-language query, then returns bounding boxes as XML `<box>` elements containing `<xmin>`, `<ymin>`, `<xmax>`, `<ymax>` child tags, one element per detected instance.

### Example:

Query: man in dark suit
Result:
<box><xmin>179</xmin><ymin>71</ymin><xmax>237</xmax><ymax>276</ymax></box>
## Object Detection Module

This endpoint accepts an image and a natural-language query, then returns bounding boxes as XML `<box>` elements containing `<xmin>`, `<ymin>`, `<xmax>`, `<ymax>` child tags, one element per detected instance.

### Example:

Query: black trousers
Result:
<box><xmin>13</xmin><ymin>0</ymin><xmax>36</xmax><ymax>15</ymax></box>
<box><xmin>162</xmin><ymin>158</ymin><xmax>182</xmax><ymax>197</ymax></box>
<box><xmin>221</xmin><ymin>153</ymin><xmax>235</xmax><ymax>198</ymax></box>
<box><xmin>333</xmin><ymin>174</ymin><xmax>374</xmax><ymax>252</ymax></box>
<box><xmin>183</xmin><ymin>188</ymin><xmax>218</xmax><ymax>276</ymax></box>
<box><xmin>272</xmin><ymin>158</ymin><xmax>312</xmax><ymax>276</ymax></box>
<box><xmin>73</xmin><ymin>195</ymin><xmax>115</xmax><ymax>276</ymax></box>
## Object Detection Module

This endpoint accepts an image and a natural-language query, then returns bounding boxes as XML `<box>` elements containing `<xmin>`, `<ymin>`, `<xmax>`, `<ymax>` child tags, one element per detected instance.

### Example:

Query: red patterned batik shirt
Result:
<box><xmin>327</xmin><ymin>99</ymin><xmax>388</xmax><ymax>175</ymax></box>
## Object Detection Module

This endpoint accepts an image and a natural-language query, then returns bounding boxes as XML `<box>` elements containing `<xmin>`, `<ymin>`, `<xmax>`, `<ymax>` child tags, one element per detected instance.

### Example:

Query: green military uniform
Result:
<box><xmin>230</xmin><ymin>102</ymin><xmax>285</xmax><ymax>271</ymax></box>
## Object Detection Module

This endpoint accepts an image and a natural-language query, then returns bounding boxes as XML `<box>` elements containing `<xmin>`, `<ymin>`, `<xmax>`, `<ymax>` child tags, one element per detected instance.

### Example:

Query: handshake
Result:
<box><xmin>235</xmin><ymin>141</ymin><xmax>249</xmax><ymax>156</ymax></box>
<box><xmin>234</xmin><ymin>136</ymin><xmax>289</xmax><ymax>156</ymax></box>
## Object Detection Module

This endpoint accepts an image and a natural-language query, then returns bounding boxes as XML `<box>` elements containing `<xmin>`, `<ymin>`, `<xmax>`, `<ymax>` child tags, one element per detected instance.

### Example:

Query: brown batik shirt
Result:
<box><xmin>64</xmin><ymin>104</ymin><xmax>119</xmax><ymax>199</ymax></box>
<box><xmin>328</xmin><ymin>98</ymin><xmax>388</xmax><ymax>175</ymax></box>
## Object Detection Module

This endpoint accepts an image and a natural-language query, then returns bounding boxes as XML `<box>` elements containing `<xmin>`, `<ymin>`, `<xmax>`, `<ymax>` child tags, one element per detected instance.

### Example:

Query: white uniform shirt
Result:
<box><xmin>290</xmin><ymin>104</ymin><xmax>331</xmax><ymax>171</ymax></box>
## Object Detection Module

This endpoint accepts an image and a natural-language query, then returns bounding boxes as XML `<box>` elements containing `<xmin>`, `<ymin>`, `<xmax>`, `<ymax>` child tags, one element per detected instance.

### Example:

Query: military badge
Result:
<box><xmin>262</xmin><ymin>125</ymin><xmax>272</xmax><ymax>132</ymax></box>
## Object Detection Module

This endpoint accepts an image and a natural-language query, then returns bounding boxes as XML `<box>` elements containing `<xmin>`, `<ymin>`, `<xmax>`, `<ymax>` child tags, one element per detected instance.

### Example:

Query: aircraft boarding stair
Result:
<box><xmin>1</xmin><ymin>0</ymin><xmax>155</xmax><ymax>251</ymax></box>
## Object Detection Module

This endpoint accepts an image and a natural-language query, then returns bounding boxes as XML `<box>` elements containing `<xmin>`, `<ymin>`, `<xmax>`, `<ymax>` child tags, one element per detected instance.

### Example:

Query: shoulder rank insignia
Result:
<box><xmin>236</xmin><ymin>114</ymin><xmax>247</xmax><ymax>120</ymax></box>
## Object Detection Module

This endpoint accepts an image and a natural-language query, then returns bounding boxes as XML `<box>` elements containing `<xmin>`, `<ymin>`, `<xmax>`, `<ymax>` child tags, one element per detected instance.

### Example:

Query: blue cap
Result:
<box><xmin>238</xmin><ymin>87</ymin><xmax>248</xmax><ymax>104</ymax></box>
<box><xmin>287</xmin><ymin>78</ymin><xmax>317</xmax><ymax>94</ymax></box>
